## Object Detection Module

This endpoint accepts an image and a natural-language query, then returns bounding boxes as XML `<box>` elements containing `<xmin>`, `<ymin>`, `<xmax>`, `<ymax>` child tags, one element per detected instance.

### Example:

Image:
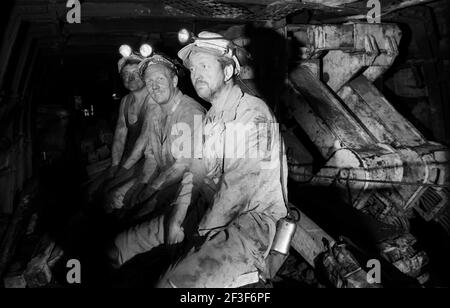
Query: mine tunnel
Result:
<box><xmin>0</xmin><ymin>0</ymin><xmax>449</xmax><ymax>289</ymax></box>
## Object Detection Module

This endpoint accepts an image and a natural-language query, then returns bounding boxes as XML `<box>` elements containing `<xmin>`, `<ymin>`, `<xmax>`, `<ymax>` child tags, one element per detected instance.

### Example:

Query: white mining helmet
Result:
<box><xmin>177</xmin><ymin>29</ymin><xmax>242</xmax><ymax>76</ymax></box>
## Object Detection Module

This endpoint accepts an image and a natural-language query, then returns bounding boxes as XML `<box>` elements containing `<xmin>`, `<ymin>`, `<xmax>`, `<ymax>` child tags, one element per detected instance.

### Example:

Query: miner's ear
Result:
<box><xmin>224</xmin><ymin>64</ymin><xmax>234</xmax><ymax>82</ymax></box>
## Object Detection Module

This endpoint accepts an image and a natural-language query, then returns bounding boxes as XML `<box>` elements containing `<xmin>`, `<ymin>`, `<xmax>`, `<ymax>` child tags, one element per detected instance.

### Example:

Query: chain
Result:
<box><xmin>290</xmin><ymin>171</ymin><xmax>450</xmax><ymax>189</ymax></box>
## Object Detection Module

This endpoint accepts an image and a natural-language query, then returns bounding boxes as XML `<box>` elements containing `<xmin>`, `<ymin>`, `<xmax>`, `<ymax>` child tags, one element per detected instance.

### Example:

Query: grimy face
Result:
<box><xmin>121</xmin><ymin>64</ymin><xmax>144</xmax><ymax>91</ymax></box>
<box><xmin>143</xmin><ymin>63</ymin><xmax>177</xmax><ymax>105</ymax></box>
<box><xmin>188</xmin><ymin>52</ymin><xmax>227</xmax><ymax>102</ymax></box>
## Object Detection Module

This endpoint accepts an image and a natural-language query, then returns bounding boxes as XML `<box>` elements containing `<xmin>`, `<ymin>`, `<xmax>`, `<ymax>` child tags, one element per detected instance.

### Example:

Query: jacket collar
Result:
<box><xmin>208</xmin><ymin>84</ymin><xmax>243</xmax><ymax>122</ymax></box>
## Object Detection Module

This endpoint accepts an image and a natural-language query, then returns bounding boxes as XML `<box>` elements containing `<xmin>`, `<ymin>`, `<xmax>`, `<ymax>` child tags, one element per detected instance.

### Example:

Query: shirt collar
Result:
<box><xmin>209</xmin><ymin>84</ymin><xmax>243</xmax><ymax>122</ymax></box>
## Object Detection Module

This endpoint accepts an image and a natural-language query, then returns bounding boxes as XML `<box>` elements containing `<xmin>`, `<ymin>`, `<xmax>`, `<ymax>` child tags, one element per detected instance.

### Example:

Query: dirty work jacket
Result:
<box><xmin>195</xmin><ymin>84</ymin><xmax>288</xmax><ymax>239</ymax></box>
<box><xmin>143</xmin><ymin>91</ymin><xmax>206</xmax><ymax>189</ymax></box>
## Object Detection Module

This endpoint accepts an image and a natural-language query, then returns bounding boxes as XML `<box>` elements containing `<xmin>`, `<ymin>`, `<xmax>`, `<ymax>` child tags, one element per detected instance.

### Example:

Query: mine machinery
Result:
<box><xmin>1</xmin><ymin>0</ymin><xmax>449</xmax><ymax>288</ymax></box>
<box><xmin>282</xmin><ymin>22</ymin><xmax>449</xmax><ymax>285</ymax></box>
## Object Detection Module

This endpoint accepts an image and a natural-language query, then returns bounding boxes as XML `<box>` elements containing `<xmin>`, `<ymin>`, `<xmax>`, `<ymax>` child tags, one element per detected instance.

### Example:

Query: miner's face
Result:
<box><xmin>188</xmin><ymin>52</ymin><xmax>227</xmax><ymax>102</ymax></box>
<box><xmin>121</xmin><ymin>64</ymin><xmax>144</xmax><ymax>91</ymax></box>
<box><xmin>144</xmin><ymin>64</ymin><xmax>178</xmax><ymax>105</ymax></box>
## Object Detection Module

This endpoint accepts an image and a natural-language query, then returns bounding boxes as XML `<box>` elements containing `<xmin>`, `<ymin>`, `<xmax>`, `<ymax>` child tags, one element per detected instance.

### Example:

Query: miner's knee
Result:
<box><xmin>156</xmin><ymin>264</ymin><xmax>203</xmax><ymax>288</ymax></box>
<box><xmin>156</xmin><ymin>272</ymin><xmax>199</xmax><ymax>288</ymax></box>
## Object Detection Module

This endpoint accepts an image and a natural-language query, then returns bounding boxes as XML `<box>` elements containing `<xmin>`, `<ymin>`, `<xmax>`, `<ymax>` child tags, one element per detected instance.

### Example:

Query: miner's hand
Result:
<box><xmin>167</xmin><ymin>222</ymin><xmax>185</xmax><ymax>245</ymax></box>
<box><xmin>123</xmin><ymin>182</ymin><xmax>146</xmax><ymax>209</ymax></box>
<box><xmin>103</xmin><ymin>166</ymin><xmax>129</xmax><ymax>192</ymax></box>
<box><xmin>113</xmin><ymin>166</ymin><xmax>129</xmax><ymax>180</ymax></box>
<box><xmin>136</xmin><ymin>184</ymin><xmax>157</xmax><ymax>204</ymax></box>
<box><xmin>104</xmin><ymin>165</ymin><xmax>119</xmax><ymax>180</ymax></box>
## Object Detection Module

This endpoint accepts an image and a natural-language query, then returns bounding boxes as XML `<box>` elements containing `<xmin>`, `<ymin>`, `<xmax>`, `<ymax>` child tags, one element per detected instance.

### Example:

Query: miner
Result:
<box><xmin>110</xmin><ymin>32</ymin><xmax>288</xmax><ymax>288</ymax></box>
<box><xmin>95</xmin><ymin>47</ymin><xmax>161</xmax><ymax>212</ymax></box>
<box><xmin>108</xmin><ymin>53</ymin><xmax>206</xmax><ymax>262</ymax></box>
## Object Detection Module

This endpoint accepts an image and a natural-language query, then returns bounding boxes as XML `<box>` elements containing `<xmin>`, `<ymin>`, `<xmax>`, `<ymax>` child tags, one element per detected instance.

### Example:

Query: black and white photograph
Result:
<box><xmin>0</xmin><ymin>0</ymin><xmax>449</xmax><ymax>293</ymax></box>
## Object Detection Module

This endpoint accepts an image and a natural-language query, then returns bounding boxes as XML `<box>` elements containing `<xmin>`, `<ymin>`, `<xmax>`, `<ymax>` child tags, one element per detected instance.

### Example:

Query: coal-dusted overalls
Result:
<box><xmin>110</xmin><ymin>92</ymin><xmax>206</xmax><ymax>255</ymax></box>
<box><xmin>111</xmin><ymin>85</ymin><xmax>287</xmax><ymax>287</ymax></box>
